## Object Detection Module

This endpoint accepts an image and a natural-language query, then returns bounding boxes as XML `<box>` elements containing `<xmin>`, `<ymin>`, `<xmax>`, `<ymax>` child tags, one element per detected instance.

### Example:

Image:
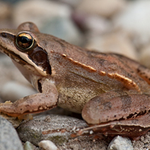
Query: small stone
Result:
<box><xmin>24</xmin><ymin>141</ymin><xmax>38</xmax><ymax>150</ymax></box>
<box><xmin>17</xmin><ymin>113</ymin><xmax>88</xmax><ymax>145</ymax></box>
<box><xmin>139</xmin><ymin>45</ymin><xmax>150</xmax><ymax>68</ymax></box>
<box><xmin>86</xmin><ymin>31</ymin><xmax>137</xmax><ymax>60</ymax></box>
<box><xmin>107</xmin><ymin>135</ymin><xmax>133</xmax><ymax>150</ymax></box>
<box><xmin>38</xmin><ymin>140</ymin><xmax>58</xmax><ymax>150</ymax></box>
<box><xmin>0</xmin><ymin>113</ymin><xmax>22</xmax><ymax>128</ymax></box>
<box><xmin>40</xmin><ymin>17</ymin><xmax>83</xmax><ymax>45</ymax></box>
<box><xmin>13</xmin><ymin>0</ymin><xmax>71</xmax><ymax>27</ymax></box>
<box><xmin>0</xmin><ymin>81</ymin><xmax>36</xmax><ymax>102</ymax></box>
<box><xmin>17</xmin><ymin>112</ymin><xmax>108</xmax><ymax>149</ymax></box>
<box><xmin>0</xmin><ymin>2</ymin><xmax>10</xmax><ymax>20</ymax></box>
<box><xmin>73</xmin><ymin>14</ymin><xmax>111</xmax><ymax>35</ymax></box>
<box><xmin>58</xmin><ymin>0</ymin><xmax>81</xmax><ymax>7</ymax></box>
<box><xmin>114</xmin><ymin>0</ymin><xmax>150</xmax><ymax>48</ymax></box>
<box><xmin>76</xmin><ymin>0</ymin><xmax>126</xmax><ymax>18</ymax></box>
<box><xmin>0</xmin><ymin>116</ymin><xmax>23</xmax><ymax>150</ymax></box>
<box><xmin>0</xmin><ymin>55</ymin><xmax>29</xmax><ymax>86</ymax></box>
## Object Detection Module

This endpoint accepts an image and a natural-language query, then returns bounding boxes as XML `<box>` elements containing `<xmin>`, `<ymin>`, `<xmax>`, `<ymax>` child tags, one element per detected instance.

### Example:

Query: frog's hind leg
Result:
<box><xmin>80</xmin><ymin>112</ymin><xmax>150</xmax><ymax>139</ymax></box>
<box><xmin>82</xmin><ymin>92</ymin><xmax>150</xmax><ymax>138</ymax></box>
<box><xmin>82</xmin><ymin>92</ymin><xmax>150</xmax><ymax>125</ymax></box>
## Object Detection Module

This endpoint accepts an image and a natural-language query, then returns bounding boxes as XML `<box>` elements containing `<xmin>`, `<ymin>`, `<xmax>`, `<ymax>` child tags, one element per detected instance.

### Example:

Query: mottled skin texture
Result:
<box><xmin>1</xmin><ymin>22</ymin><xmax>150</xmax><ymax>138</ymax></box>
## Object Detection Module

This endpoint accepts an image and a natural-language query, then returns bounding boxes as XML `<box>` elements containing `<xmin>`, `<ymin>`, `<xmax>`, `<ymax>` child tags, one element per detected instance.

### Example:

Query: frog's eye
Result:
<box><xmin>16</xmin><ymin>32</ymin><xmax>34</xmax><ymax>51</ymax></box>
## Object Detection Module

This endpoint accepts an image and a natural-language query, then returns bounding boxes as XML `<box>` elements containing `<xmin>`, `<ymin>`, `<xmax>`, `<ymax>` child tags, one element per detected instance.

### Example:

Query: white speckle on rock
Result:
<box><xmin>89</xmin><ymin>130</ymin><xmax>93</xmax><ymax>135</ymax></box>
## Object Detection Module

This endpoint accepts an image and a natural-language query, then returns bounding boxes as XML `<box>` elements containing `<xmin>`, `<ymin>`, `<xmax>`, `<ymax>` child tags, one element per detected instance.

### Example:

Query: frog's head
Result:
<box><xmin>0</xmin><ymin>22</ymin><xmax>51</xmax><ymax>90</ymax></box>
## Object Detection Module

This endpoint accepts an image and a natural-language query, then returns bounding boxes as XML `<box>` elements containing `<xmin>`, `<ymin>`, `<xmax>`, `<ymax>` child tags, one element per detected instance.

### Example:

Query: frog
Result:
<box><xmin>1</xmin><ymin>22</ymin><xmax>150</xmax><ymax>138</ymax></box>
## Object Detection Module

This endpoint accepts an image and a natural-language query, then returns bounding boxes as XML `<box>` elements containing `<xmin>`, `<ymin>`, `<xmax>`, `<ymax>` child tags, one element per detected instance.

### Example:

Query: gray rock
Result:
<box><xmin>0</xmin><ymin>116</ymin><xmax>23</xmax><ymax>150</ymax></box>
<box><xmin>76</xmin><ymin>0</ymin><xmax>126</xmax><ymax>18</ymax></box>
<box><xmin>13</xmin><ymin>0</ymin><xmax>71</xmax><ymax>27</ymax></box>
<box><xmin>0</xmin><ymin>55</ymin><xmax>36</xmax><ymax>102</ymax></box>
<box><xmin>24</xmin><ymin>141</ymin><xmax>38</xmax><ymax>150</ymax></box>
<box><xmin>0</xmin><ymin>81</ymin><xmax>36</xmax><ymax>102</ymax></box>
<box><xmin>17</xmin><ymin>113</ymin><xmax>88</xmax><ymax>145</ymax></box>
<box><xmin>107</xmin><ymin>136</ymin><xmax>133</xmax><ymax>150</ymax></box>
<box><xmin>40</xmin><ymin>17</ymin><xmax>83</xmax><ymax>45</ymax></box>
<box><xmin>38</xmin><ymin>140</ymin><xmax>58</xmax><ymax>150</ymax></box>
<box><xmin>114</xmin><ymin>0</ymin><xmax>150</xmax><ymax>48</ymax></box>
<box><xmin>0</xmin><ymin>113</ymin><xmax>22</xmax><ymax>128</ymax></box>
<box><xmin>17</xmin><ymin>113</ymin><xmax>108</xmax><ymax>149</ymax></box>
<box><xmin>85</xmin><ymin>31</ymin><xmax>137</xmax><ymax>60</ymax></box>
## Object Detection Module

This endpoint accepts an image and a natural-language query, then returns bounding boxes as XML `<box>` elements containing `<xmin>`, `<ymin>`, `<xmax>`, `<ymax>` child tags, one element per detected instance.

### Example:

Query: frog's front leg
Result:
<box><xmin>0</xmin><ymin>79</ymin><xmax>58</xmax><ymax>117</ymax></box>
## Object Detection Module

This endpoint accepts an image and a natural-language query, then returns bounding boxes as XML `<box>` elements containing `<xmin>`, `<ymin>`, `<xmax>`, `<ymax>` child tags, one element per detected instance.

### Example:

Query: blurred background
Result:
<box><xmin>0</xmin><ymin>0</ymin><xmax>150</xmax><ymax>101</ymax></box>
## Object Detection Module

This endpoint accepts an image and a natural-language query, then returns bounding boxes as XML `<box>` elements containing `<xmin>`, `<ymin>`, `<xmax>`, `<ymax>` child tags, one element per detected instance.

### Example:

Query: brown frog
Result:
<box><xmin>0</xmin><ymin>22</ymin><xmax>150</xmax><ymax>138</ymax></box>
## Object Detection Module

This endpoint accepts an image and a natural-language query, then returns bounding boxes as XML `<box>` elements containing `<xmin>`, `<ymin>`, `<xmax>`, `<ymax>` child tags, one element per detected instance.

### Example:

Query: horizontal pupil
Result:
<box><xmin>20</xmin><ymin>36</ymin><xmax>30</xmax><ymax>43</ymax></box>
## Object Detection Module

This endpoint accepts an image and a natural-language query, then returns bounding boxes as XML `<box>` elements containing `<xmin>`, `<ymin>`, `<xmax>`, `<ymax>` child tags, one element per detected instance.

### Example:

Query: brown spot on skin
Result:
<box><xmin>121</xmin><ymin>95</ymin><xmax>132</xmax><ymax>112</ymax></box>
<box><xmin>98</xmin><ymin>59</ymin><xmax>106</xmax><ymax>66</ymax></box>
<box><xmin>103</xmin><ymin>102</ymin><xmax>112</xmax><ymax>110</ymax></box>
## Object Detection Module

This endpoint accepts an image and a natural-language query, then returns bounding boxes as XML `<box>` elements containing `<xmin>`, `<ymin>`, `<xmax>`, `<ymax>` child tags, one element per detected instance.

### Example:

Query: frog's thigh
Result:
<box><xmin>82</xmin><ymin>91</ymin><xmax>120</xmax><ymax>124</ymax></box>
<box><xmin>82</xmin><ymin>92</ymin><xmax>150</xmax><ymax>125</ymax></box>
<box><xmin>0</xmin><ymin>92</ymin><xmax>58</xmax><ymax>117</ymax></box>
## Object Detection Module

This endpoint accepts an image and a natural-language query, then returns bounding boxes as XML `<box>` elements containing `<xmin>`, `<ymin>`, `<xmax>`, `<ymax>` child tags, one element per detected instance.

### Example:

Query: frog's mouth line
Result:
<box><xmin>0</xmin><ymin>45</ymin><xmax>48</xmax><ymax>76</ymax></box>
<box><xmin>0</xmin><ymin>45</ymin><xmax>27</xmax><ymax>65</ymax></box>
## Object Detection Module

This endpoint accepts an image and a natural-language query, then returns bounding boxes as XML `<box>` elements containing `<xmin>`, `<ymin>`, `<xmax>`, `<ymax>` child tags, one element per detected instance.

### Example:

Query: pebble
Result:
<box><xmin>38</xmin><ymin>140</ymin><xmax>58</xmax><ymax>150</ymax></box>
<box><xmin>17</xmin><ymin>113</ymin><xmax>107</xmax><ymax>149</ymax></box>
<box><xmin>13</xmin><ymin>0</ymin><xmax>71</xmax><ymax>27</ymax></box>
<box><xmin>40</xmin><ymin>17</ymin><xmax>83</xmax><ymax>45</ymax></box>
<box><xmin>0</xmin><ymin>116</ymin><xmax>23</xmax><ymax>150</ymax></box>
<box><xmin>114</xmin><ymin>0</ymin><xmax>150</xmax><ymax>48</ymax></box>
<box><xmin>0</xmin><ymin>113</ymin><xmax>22</xmax><ymax>128</ymax></box>
<box><xmin>139</xmin><ymin>45</ymin><xmax>150</xmax><ymax>68</ymax></box>
<box><xmin>58</xmin><ymin>0</ymin><xmax>81</xmax><ymax>7</ymax></box>
<box><xmin>17</xmin><ymin>113</ymin><xmax>88</xmax><ymax>145</ymax></box>
<box><xmin>24</xmin><ymin>141</ymin><xmax>38</xmax><ymax>150</ymax></box>
<box><xmin>0</xmin><ymin>55</ymin><xmax>29</xmax><ymax>86</ymax></box>
<box><xmin>0</xmin><ymin>2</ymin><xmax>10</xmax><ymax>20</ymax></box>
<box><xmin>0</xmin><ymin>55</ymin><xmax>36</xmax><ymax>102</ymax></box>
<box><xmin>76</xmin><ymin>0</ymin><xmax>126</xmax><ymax>18</ymax></box>
<box><xmin>86</xmin><ymin>31</ymin><xmax>137</xmax><ymax>60</ymax></box>
<box><xmin>132</xmin><ymin>132</ymin><xmax>150</xmax><ymax>150</ymax></box>
<box><xmin>107</xmin><ymin>136</ymin><xmax>133</xmax><ymax>150</ymax></box>
<box><xmin>12</xmin><ymin>0</ymin><xmax>83</xmax><ymax>45</ymax></box>
<box><xmin>0</xmin><ymin>81</ymin><xmax>36</xmax><ymax>102</ymax></box>
<box><xmin>73</xmin><ymin>13</ymin><xmax>111</xmax><ymax>36</ymax></box>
